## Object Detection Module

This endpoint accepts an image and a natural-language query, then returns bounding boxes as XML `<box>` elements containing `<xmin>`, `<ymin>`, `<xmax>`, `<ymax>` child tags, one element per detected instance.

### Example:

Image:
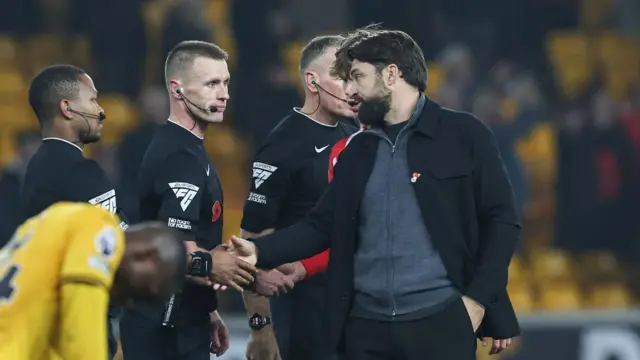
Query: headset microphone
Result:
<box><xmin>177</xmin><ymin>88</ymin><xmax>218</xmax><ymax>113</ymax></box>
<box><xmin>311</xmin><ymin>80</ymin><xmax>349</xmax><ymax>103</ymax></box>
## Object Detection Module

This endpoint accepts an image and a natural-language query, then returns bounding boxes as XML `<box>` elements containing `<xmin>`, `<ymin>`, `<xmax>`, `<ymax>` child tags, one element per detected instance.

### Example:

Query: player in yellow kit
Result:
<box><xmin>0</xmin><ymin>202</ymin><xmax>188</xmax><ymax>360</ymax></box>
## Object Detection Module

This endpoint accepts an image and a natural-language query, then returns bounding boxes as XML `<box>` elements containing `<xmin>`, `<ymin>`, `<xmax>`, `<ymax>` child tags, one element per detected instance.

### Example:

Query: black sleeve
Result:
<box><xmin>240</xmin><ymin>141</ymin><xmax>293</xmax><ymax>232</ymax></box>
<box><xmin>251</xmin><ymin>142</ymin><xmax>354</xmax><ymax>269</ymax></box>
<box><xmin>65</xmin><ymin>160</ymin><xmax>128</xmax><ymax>229</ymax></box>
<box><xmin>465</xmin><ymin>117</ymin><xmax>521</xmax><ymax>307</ymax></box>
<box><xmin>153</xmin><ymin>151</ymin><xmax>206</xmax><ymax>238</ymax></box>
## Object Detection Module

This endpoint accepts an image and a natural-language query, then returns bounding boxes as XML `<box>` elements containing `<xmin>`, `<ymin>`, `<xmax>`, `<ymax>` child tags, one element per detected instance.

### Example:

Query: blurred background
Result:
<box><xmin>0</xmin><ymin>0</ymin><xmax>639</xmax><ymax>359</ymax></box>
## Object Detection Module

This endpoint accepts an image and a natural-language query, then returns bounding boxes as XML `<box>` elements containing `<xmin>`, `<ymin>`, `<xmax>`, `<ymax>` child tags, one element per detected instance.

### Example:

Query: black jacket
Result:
<box><xmin>253</xmin><ymin>99</ymin><xmax>522</xmax><ymax>351</ymax></box>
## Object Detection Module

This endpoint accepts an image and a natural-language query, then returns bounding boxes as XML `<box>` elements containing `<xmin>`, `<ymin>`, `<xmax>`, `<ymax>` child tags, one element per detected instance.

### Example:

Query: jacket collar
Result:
<box><xmin>413</xmin><ymin>96</ymin><xmax>441</xmax><ymax>138</ymax></box>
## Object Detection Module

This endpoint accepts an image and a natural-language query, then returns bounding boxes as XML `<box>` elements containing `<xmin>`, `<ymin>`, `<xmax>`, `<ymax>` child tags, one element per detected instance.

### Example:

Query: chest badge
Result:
<box><xmin>410</xmin><ymin>172</ymin><xmax>421</xmax><ymax>183</ymax></box>
<box><xmin>211</xmin><ymin>200</ymin><xmax>222</xmax><ymax>222</ymax></box>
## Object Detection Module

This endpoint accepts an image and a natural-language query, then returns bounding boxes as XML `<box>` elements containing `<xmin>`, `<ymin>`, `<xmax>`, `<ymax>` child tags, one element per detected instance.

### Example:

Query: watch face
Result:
<box><xmin>250</xmin><ymin>315</ymin><xmax>266</xmax><ymax>328</ymax></box>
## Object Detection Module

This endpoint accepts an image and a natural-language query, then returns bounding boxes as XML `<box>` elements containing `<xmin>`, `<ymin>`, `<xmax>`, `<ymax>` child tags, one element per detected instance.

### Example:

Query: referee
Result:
<box><xmin>20</xmin><ymin>64</ymin><xmax>128</xmax><ymax>359</ymax></box>
<box><xmin>240</xmin><ymin>35</ymin><xmax>358</xmax><ymax>360</ymax></box>
<box><xmin>119</xmin><ymin>40</ymin><xmax>254</xmax><ymax>360</ymax></box>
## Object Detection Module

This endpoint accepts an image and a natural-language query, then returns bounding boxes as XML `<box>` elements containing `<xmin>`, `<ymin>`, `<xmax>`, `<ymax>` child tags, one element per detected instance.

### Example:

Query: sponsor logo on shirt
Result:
<box><xmin>252</xmin><ymin>162</ymin><xmax>277</xmax><ymax>189</ymax></box>
<box><xmin>247</xmin><ymin>192</ymin><xmax>267</xmax><ymax>204</ymax></box>
<box><xmin>168</xmin><ymin>182</ymin><xmax>200</xmax><ymax>211</ymax></box>
<box><xmin>88</xmin><ymin>189</ymin><xmax>117</xmax><ymax>214</ymax></box>
<box><xmin>212</xmin><ymin>200</ymin><xmax>222</xmax><ymax>222</ymax></box>
<box><xmin>168</xmin><ymin>217</ymin><xmax>192</xmax><ymax>230</ymax></box>
<box><xmin>94</xmin><ymin>227</ymin><xmax>118</xmax><ymax>259</ymax></box>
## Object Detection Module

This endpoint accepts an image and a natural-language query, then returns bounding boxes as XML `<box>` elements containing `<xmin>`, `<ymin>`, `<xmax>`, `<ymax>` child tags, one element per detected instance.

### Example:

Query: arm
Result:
<box><xmin>465</xmin><ymin>118</ymin><xmax>521</xmax><ymax>307</ymax></box>
<box><xmin>58</xmin><ymin>208</ymin><xmax>125</xmax><ymax>360</ymax></box>
<box><xmin>252</xmin><ymin>172</ymin><xmax>336</xmax><ymax>269</ymax></box>
<box><xmin>58</xmin><ymin>283</ymin><xmax>110</xmax><ymax>360</ymax></box>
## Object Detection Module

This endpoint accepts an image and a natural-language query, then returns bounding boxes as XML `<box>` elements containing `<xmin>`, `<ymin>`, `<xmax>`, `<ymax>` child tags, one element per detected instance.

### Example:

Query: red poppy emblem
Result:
<box><xmin>211</xmin><ymin>201</ymin><xmax>222</xmax><ymax>222</ymax></box>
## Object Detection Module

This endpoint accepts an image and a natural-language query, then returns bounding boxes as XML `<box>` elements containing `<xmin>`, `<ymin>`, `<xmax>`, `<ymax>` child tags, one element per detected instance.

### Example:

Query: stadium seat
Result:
<box><xmin>0</xmin><ymin>70</ymin><xmax>27</xmax><ymax>105</ymax></box>
<box><xmin>205</xmin><ymin>0</ymin><xmax>237</xmax><ymax>68</ymax></box>
<box><xmin>284</xmin><ymin>42</ymin><xmax>306</xmax><ymax>94</ymax></box>
<box><xmin>587</xmin><ymin>283</ymin><xmax>633</xmax><ymax>309</ymax></box>
<box><xmin>21</xmin><ymin>34</ymin><xmax>65</xmax><ymax>78</ymax></box>
<box><xmin>0</xmin><ymin>131</ymin><xmax>17</xmax><ymax>167</ymax></box>
<box><xmin>531</xmin><ymin>248</ymin><xmax>575</xmax><ymax>283</ymax></box>
<box><xmin>516</xmin><ymin>123</ymin><xmax>557</xmax><ymax>183</ymax></box>
<box><xmin>507</xmin><ymin>283</ymin><xmax>536</xmax><ymax>313</ymax></box>
<box><xmin>508</xmin><ymin>256</ymin><xmax>527</xmax><ymax>286</ymax></box>
<box><xmin>0</xmin><ymin>105</ymin><xmax>38</xmax><ymax>131</ymax></box>
<box><xmin>579</xmin><ymin>251</ymin><xmax>621</xmax><ymax>283</ymax></box>
<box><xmin>595</xmin><ymin>34</ymin><xmax>640</xmax><ymax>99</ymax></box>
<box><xmin>539</xmin><ymin>283</ymin><xmax>582</xmax><ymax>311</ymax></box>
<box><xmin>0</xmin><ymin>35</ymin><xmax>18</xmax><ymax>69</ymax></box>
<box><xmin>425</xmin><ymin>63</ymin><xmax>444</xmax><ymax>97</ymax></box>
<box><xmin>546</xmin><ymin>32</ymin><xmax>594</xmax><ymax>99</ymax></box>
<box><xmin>99</xmin><ymin>95</ymin><xmax>138</xmax><ymax>143</ymax></box>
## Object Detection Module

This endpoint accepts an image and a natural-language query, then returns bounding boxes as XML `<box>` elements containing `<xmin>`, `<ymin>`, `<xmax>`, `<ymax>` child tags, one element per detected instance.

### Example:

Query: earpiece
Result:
<box><xmin>176</xmin><ymin>87</ymin><xmax>183</xmax><ymax>94</ymax></box>
<box><xmin>66</xmin><ymin>106</ymin><xmax>71</xmax><ymax>111</ymax></box>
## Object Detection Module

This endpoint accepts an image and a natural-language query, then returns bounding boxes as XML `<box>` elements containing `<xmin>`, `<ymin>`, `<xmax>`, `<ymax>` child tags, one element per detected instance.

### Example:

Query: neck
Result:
<box><xmin>385</xmin><ymin>88</ymin><xmax>420</xmax><ymax>125</ymax></box>
<box><xmin>169</xmin><ymin>105</ymin><xmax>207</xmax><ymax>138</ymax></box>
<box><xmin>300</xmin><ymin>94</ymin><xmax>339</xmax><ymax>126</ymax></box>
<box><xmin>41</xmin><ymin>121</ymin><xmax>84</xmax><ymax>149</ymax></box>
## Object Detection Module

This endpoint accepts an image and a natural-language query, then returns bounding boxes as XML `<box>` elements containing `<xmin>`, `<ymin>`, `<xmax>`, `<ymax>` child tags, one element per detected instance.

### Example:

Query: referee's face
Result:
<box><xmin>183</xmin><ymin>57</ymin><xmax>231</xmax><ymax>124</ymax></box>
<box><xmin>314</xmin><ymin>47</ymin><xmax>356</xmax><ymax>119</ymax></box>
<box><xmin>74</xmin><ymin>74</ymin><xmax>104</xmax><ymax>144</ymax></box>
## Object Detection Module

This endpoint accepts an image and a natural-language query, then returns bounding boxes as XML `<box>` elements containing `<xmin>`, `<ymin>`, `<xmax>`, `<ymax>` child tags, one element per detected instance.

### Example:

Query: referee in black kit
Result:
<box><xmin>19</xmin><ymin>64</ymin><xmax>128</xmax><ymax>359</ymax></box>
<box><xmin>240</xmin><ymin>35</ymin><xmax>358</xmax><ymax>360</ymax></box>
<box><xmin>119</xmin><ymin>41</ymin><xmax>255</xmax><ymax>360</ymax></box>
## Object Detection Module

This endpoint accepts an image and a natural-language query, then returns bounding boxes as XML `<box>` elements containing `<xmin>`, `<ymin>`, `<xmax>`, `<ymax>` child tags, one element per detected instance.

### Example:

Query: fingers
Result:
<box><xmin>219</xmin><ymin>328</ymin><xmax>230</xmax><ymax>355</ymax></box>
<box><xmin>236</xmin><ymin>259</ymin><xmax>258</xmax><ymax>276</ymax></box>
<box><xmin>489</xmin><ymin>338</ymin><xmax>512</xmax><ymax>355</ymax></box>
<box><xmin>186</xmin><ymin>275</ymin><xmax>212</xmax><ymax>287</ymax></box>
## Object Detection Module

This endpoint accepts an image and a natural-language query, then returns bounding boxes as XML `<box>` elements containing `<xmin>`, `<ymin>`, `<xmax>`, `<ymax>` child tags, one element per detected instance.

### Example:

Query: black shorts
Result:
<box><xmin>119</xmin><ymin>308</ymin><xmax>211</xmax><ymax>360</ymax></box>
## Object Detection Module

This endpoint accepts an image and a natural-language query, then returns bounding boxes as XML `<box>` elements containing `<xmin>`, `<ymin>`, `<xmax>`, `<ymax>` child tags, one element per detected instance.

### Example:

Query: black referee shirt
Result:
<box><xmin>137</xmin><ymin>120</ymin><xmax>223</xmax><ymax>324</ymax></box>
<box><xmin>241</xmin><ymin>109</ymin><xmax>357</xmax><ymax>233</ymax></box>
<box><xmin>19</xmin><ymin>137</ymin><xmax>128</xmax><ymax>228</ymax></box>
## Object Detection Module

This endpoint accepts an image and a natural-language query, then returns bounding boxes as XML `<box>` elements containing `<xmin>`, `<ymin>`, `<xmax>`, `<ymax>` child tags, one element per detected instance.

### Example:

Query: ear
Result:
<box><xmin>385</xmin><ymin>64</ymin><xmax>399</xmax><ymax>87</ymax></box>
<box><xmin>169</xmin><ymin>80</ymin><xmax>182</xmax><ymax>100</ymax></box>
<box><xmin>304</xmin><ymin>71</ymin><xmax>319</xmax><ymax>93</ymax></box>
<box><xmin>60</xmin><ymin>100</ymin><xmax>73</xmax><ymax>120</ymax></box>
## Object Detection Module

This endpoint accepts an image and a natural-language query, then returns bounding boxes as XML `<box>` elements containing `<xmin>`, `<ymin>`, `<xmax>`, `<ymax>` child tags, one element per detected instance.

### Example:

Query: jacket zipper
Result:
<box><xmin>381</xmin><ymin>126</ymin><xmax>407</xmax><ymax>318</ymax></box>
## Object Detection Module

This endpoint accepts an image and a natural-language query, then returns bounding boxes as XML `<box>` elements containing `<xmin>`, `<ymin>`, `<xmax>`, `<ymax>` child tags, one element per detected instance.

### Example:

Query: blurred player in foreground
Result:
<box><xmin>0</xmin><ymin>203</ymin><xmax>187</xmax><ymax>360</ymax></box>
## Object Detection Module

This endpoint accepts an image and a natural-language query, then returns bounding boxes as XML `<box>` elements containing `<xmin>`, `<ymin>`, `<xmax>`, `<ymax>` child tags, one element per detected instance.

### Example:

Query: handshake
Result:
<box><xmin>195</xmin><ymin>236</ymin><xmax>299</xmax><ymax>296</ymax></box>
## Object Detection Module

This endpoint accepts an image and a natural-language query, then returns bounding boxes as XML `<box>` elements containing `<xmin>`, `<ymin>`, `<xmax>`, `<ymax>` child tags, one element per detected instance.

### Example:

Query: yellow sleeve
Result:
<box><xmin>60</xmin><ymin>212</ymin><xmax>124</xmax><ymax>288</ymax></box>
<box><xmin>58</xmin><ymin>283</ymin><xmax>109</xmax><ymax>360</ymax></box>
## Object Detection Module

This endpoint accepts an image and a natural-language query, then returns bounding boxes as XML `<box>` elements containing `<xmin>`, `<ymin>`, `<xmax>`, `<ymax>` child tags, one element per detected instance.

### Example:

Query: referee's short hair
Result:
<box><xmin>298</xmin><ymin>35</ymin><xmax>345</xmax><ymax>74</ymax></box>
<box><xmin>164</xmin><ymin>40</ymin><xmax>228</xmax><ymax>88</ymax></box>
<box><xmin>28</xmin><ymin>64</ymin><xmax>87</xmax><ymax>124</ymax></box>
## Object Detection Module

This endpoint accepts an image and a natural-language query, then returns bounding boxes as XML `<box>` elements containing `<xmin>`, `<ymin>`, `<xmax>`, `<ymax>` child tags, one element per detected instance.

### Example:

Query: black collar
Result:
<box><xmin>413</xmin><ymin>96</ymin><xmax>442</xmax><ymax>138</ymax></box>
<box><xmin>166</xmin><ymin>120</ymin><xmax>203</xmax><ymax>145</ymax></box>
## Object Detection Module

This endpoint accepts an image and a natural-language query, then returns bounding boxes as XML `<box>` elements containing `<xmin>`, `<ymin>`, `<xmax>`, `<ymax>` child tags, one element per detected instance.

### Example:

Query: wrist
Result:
<box><xmin>292</xmin><ymin>262</ymin><xmax>307</xmax><ymax>282</ymax></box>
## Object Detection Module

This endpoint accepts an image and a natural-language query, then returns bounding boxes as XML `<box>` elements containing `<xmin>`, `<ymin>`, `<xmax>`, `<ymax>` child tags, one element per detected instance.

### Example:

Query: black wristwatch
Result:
<box><xmin>249</xmin><ymin>313</ymin><xmax>272</xmax><ymax>330</ymax></box>
<box><xmin>188</xmin><ymin>251</ymin><xmax>212</xmax><ymax>277</ymax></box>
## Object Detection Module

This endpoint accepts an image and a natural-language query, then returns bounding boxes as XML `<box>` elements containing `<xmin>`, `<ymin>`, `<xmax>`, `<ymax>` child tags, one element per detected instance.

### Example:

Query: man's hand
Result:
<box><xmin>210</xmin><ymin>311</ymin><xmax>230</xmax><ymax>357</ymax></box>
<box><xmin>479</xmin><ymin>337</ymin><xmax>513</xmax><ymax>355</ymax></box>
<box><xmin>254</xmin><ymin>269</ymin><xmax>295</xmax><ymax>297</ymax></box>
<box><xmin>246</xmin><ymin>327</ymin><xmax>281</xmax><ymax>360</ymax></box>
<box><xmin>228</xmin><ymin>235</ymin><xmax>258</xmax><ymax>265</ymax></box>
<box><xmin>277</xmin><ymin>262</ymin><xmax>307</xmax><ymax>284</ymax></box>
<box><xmin>210</xmin><ymin>244</ymin><xmax>257</xmax><ymax>292</ymax></box>
<box><xmin>461</xmin><ymin>295</ymin><xmax>485</xmax><ymax>332</ymax></box>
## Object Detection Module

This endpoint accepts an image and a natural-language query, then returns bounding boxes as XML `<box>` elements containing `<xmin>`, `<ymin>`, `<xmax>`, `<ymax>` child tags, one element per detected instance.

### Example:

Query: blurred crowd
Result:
<box><xmin>0</xmin><ymin>0</ymin><xmax>639</xmax><ymax>309</ymax></box>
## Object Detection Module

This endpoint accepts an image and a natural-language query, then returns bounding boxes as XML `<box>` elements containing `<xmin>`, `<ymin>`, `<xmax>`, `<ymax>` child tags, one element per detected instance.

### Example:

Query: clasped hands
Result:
<box><xmin>194</xmin><ymin>236</ymin><xmax>296</xmax><ymax>295</ymax></box>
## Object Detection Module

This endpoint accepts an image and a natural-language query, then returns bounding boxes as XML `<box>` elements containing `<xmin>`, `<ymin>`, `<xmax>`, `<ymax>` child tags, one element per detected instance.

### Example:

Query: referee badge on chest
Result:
<box><xmin>211</xmin><ymin>200</ymin><xmax>222</xmax><ymax>222</ymax></box>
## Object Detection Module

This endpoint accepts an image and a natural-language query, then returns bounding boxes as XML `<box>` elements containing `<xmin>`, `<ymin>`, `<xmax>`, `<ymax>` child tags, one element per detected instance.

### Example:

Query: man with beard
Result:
<box><xmin>20</xmin><ymin>64</ymin><xmax>128</xmax><ymax>359</ymax></box>
<box><xmin>240</xmin><ymin>35</ymin><xmax>358</xmax><ymax>360</ymax></box>
<box><xmin>226</xmin><ymin>26</ymin><xmax>522</xmax><ymax>360</ymax></box>
<box><xmin>119</xmin><ymin>40</ymin><xmax>256</xmax><ymax>360</ymax></box>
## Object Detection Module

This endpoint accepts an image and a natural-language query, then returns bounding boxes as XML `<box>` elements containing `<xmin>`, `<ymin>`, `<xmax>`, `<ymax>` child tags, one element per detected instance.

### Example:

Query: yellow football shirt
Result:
<box><xmin>0</xmin><ymin>202</ymin><xmax>125</xmax><ymax>360</ymax></box>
